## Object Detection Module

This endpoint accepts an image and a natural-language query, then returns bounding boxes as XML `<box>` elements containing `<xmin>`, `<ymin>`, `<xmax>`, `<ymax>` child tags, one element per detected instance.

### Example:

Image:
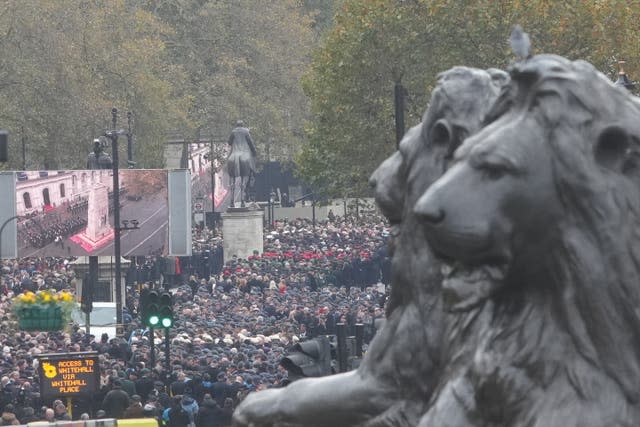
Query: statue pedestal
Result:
<box><xmin>69</xmin><ymin>256</ymin><xmax>129</xmax><ymax>303</ymax></box>
<box><xmin>221</xmin><ymin>208</ymin><xmax>264</xmax><ymax>263</ymax></box>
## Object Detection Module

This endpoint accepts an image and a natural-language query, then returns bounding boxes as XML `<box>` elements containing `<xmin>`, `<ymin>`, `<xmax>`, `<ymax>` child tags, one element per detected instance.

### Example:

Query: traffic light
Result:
<box><xmin>144</xmin><ymin>290</ymin><xmax>160</xmax><ymax>328</ymax></box>
<box><xmin>280</xmin><ymin>336</ymin><xmax>333</xmax><ymax>381</ymax></box>
<box><xmin>158</xmin><ymin>291</ymin><xmax>173</xmax><ymax>328</ymax></box>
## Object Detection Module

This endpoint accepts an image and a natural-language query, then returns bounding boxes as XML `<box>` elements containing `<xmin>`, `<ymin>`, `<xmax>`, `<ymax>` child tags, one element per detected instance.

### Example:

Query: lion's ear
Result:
<box><xmin>430</xmin><ymin>119</ymin><xmax>452</xmax><ymax>145</ymax></box>
<box><xmin>595</xmin><ymin>125</ymin><xmax>631</xmax><ymax>172</ymax></box>
<box><xmin>429</xmin><ymin>119</ymin><xmax>464</xmax><ymax>163</ymax></box>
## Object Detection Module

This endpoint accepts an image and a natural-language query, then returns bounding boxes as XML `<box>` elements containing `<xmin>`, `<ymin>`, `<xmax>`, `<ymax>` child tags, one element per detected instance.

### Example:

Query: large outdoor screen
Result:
<box><xmin>14</xmin><ymin>169</ymin><xmax>168</xmax><ymax>257</ymax></box>
<box><xmin>0</xmin><ymin>169</ymin><xmax>191</xmax><ymax>258</ymax></box>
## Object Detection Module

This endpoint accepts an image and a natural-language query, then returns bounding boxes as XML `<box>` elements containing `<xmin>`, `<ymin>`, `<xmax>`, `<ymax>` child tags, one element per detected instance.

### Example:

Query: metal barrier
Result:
<box><xmin>26</xmin><ymin>419</ymin><xmax>157</xmax><ymax>427</ymax></box>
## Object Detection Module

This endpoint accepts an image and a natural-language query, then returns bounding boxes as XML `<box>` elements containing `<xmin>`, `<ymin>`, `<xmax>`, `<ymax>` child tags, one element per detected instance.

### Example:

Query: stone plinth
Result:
<box><xmin>69</xmin><ymin>256</ymin><xmax>129</xmax><ymax>303</ymax></box>
<box><xmin>221</xmin><ymin>208</ymin><xmax>264</xmax><ymax>263</ymax></box>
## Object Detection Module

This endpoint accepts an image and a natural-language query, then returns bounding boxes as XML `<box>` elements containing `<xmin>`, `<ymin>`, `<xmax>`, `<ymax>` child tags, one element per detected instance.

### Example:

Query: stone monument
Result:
<box><xmin>221</xmin><ymin>120</ymin><xmax>263</xmax><ymax>262</ymax></box>
<box><xmin>85</xmin><ymin>183</ymin><xmax>111</xmax><ymax>242</ymax></box>
<box><xmin>234</xmin><ymin>29</ymin><xmax>640</xmax><ymax>427</ymax></box>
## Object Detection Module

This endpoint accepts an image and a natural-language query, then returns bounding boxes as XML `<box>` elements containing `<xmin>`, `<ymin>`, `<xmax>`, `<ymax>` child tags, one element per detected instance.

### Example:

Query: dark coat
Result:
<box><xmin>121</xmin><ymin>378</ymin><xmax>137</xmax><ymax>397</ymax></box>
<box><xmin>168</xmin><ymin>405</ymin><xmax>191</xmax><ymax>427</ymax></box>
<box><xmin>196</xmin><ymin>399</ymin><xmax>223</xmax><ymax>427</ymax></box>
<box><xmin>135</xmin><ymin>377</ymin><xmax>154</xmax><ymax>401</ymax></box>
<box><xmin>102</xmin><ymin>387</ymin><xmax>130</xmax><ymax>419</ymax></box>
<box><xmin>211</xmin><ymin>382</ymin><xmax>236</xmax><ymax>407</ymax></box>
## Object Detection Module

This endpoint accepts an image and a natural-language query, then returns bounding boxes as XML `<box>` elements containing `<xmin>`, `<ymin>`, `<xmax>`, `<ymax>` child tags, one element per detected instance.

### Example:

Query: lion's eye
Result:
<box><xmin>481</xmin><ymin>165</ymin><xmax>507</xmax><ymax>180</ymax></box>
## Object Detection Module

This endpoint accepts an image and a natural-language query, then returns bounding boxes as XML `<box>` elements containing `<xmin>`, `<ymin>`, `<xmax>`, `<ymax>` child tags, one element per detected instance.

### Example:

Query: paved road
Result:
<box><xmin>96</xmin><ymin>195</ymin><xmax>168</xmax><ymax>256</ymax></box>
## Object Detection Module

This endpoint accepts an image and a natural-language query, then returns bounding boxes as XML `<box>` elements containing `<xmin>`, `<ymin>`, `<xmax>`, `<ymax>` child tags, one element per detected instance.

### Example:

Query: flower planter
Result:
<box><xmin>17</xmin><ymin>305</ymin><xmax>65</xmax><ymax>331</ymax></box>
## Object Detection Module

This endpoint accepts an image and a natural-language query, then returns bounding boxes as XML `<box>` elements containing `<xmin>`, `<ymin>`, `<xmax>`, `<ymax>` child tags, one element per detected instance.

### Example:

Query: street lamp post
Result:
<box><xmin>106</xmin><ymin>108</ymin><xmax>124</xmax><ymax>330</ymax></box>
<box><xmin>126</xmin><ymin>111</ymin><xmax>135</xmax><ymax>168</ymax></box>
<box><xmin>268</xmin><ymin>190</ymin><xmax>276</xmax><ymax>230</ymax></box>
<box><xmin>104</xmin><ymin>108</ymin><xmax>136</xmax><ymax>333</ymax></box>
<box><xmin>210</xmin><ymin>138</ymin><xmax>216</xmax><ymax>227</ymax></box>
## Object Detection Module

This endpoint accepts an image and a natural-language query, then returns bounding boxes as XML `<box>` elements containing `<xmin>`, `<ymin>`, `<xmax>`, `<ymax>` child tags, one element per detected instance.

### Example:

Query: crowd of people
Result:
<box><xmin>18</xmin><ymin>214</ymin><xmax>87</xmax><ymax>250</ymax></box>
<box><xmin>0</xmin><ymin>210</ymin><xmax>392</xmax><ymax>425</ymax></box>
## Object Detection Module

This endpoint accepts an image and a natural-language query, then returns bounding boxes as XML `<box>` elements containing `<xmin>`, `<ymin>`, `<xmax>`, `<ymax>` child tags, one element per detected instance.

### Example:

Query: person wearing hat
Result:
<box><xmin>101</xmin><ymin>378</ymin><xmax>130</xmax><ymax>419</ymax></box>
<box><xmin>123</xmin><ymin>394</ymin><xmax>144</xmax><ymax>419</ymax></box>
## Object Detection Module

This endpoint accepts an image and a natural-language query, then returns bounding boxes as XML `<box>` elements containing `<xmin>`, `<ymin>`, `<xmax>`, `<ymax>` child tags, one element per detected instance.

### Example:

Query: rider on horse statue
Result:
<box><xmin>227</xmin><ymin>120</ymin><xmax>257</xmax><ymax>208</ymax></box>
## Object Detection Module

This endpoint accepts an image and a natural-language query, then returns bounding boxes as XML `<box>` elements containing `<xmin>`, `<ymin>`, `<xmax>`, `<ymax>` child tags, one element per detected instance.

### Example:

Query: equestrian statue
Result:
<box><xmin>227</xmin><ymin>120</ymin><xmax>257</xmax><ymax>208</ymax></box>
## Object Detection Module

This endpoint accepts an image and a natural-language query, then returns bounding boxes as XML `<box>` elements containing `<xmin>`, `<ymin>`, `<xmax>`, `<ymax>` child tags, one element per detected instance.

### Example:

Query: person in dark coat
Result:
<box><xmin>135</xmin><ymin>369</ymin><xmax>154</xmax><ymax>401</ymax></box>
<box><xmin>196</xmin><ymin>394</ymin><xmax>223</xmax><ymax>427</ymax></box>
<box><xmin>211</xmin><ymin>373</ymin><xmax>235</xmax><ymax>407</ymax></box>
<box><xmin>17</xmin><ymin>407</ymin><xmax>38</xmax><ymax>424</ymax></box>
<box><xmin>101</xmin><ymin>379</ymin><xmax>130</xmax><ymax>419</ymax></box>
<box><xmin>120</xmin><ymin>371</ymin><xmax>137</xmax><ymax>397</ymax></box>
<box><xmin>218</xmin><ymin>398</ymin><xmax>234</xmax><ymax>427</ymax></box>
<box><xmin>170</xmin><ymin>372</ymin><xmax>188</xmax><ymax>396</ymax></box>
<box><xmin>167</xmin><ymin>396</ymin><xmax>190</xmax><ymax>427</ymax></box>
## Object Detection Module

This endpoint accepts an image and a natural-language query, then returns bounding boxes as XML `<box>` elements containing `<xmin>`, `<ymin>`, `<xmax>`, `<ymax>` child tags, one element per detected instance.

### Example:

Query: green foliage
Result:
<box><xmin>298</xmin><ymin>0</ymin><xmax>640</xmax><ymax>196</ymax></box>
<box><xmin>0</xmin><ymin>0</ymin><xmax>190</xmax><ymax>170</ymax></box>
<box><xmin>143</xmin><ymin>0</ymin><xmax>316</xmax><ymax>164</ymax></box>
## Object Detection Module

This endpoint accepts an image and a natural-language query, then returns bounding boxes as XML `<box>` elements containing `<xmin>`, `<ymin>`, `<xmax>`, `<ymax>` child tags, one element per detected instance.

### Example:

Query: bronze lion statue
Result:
<box><xmin>415</xmin><ymin>54</ymin><xmax>640</xmax><ymax>426</ymax></box>
<box><xmin>232</xmin><ymin>66</ymin><xmax>507</xmax><ymax>427</ymax></box>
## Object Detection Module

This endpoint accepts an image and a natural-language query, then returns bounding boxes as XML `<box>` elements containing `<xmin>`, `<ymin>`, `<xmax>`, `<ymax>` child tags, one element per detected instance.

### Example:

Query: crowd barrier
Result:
<box><xmin>22</xmin><ymin>419</ymin><xmax>157</xmax><ymax>427</ymax></box>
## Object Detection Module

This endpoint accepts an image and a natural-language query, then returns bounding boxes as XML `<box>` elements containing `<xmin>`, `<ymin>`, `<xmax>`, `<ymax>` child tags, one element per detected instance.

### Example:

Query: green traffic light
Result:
<box><xmin>149</xmin><ymin>315</ymin><xmax>159</xmax><ymax>326</ymax></box>
<box><xmin>161</xmin><ymin>317</ymin><xmax>173</xmax><ymax>328</ymax></box>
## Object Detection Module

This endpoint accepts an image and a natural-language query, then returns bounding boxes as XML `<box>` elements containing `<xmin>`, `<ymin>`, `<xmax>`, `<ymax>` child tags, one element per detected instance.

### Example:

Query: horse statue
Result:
<box><xmin>227</xmin><ymin>120</ymin><xmax>257</xmax><ymax>208</ymax></box>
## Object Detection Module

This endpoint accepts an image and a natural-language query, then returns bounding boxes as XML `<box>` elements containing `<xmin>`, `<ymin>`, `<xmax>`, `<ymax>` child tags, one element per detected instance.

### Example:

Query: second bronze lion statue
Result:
<box><xmin>416</xmin><ymin>54</ymin><xmax>640</xmax><ymax>426</ymax></box>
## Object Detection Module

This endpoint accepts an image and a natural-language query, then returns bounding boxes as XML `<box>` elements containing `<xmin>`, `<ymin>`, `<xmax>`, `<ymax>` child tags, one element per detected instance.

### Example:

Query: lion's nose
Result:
<box><xmin>415</xmin><ymin>205</ymin><xmax>445</xmax><ymax>223</ymax></box>
<box><xmin>414</xmin><ymin>193</ymin><xmax>445</xmax><ymax>224</ymax></box>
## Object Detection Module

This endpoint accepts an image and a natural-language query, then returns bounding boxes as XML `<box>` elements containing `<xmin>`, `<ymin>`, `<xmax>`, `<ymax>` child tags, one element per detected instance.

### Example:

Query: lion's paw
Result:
<box><xmin>233</xmin><ymin>389</ymin><xmax>284</xmax><ymax>427</ymax></box>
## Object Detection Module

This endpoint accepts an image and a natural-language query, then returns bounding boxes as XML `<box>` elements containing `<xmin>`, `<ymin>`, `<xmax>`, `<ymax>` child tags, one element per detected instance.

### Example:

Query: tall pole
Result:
<box><xmin>312</xmin><ymin>196</ymin><xmax>316</xmax><ymax>228</ymax></box>
<box><xmin>110</xmin><ymin>108</ymin><xmax>124</xmax><ymax>330</ymax></box>
<box><xmin>126</xmin><ymin>112</ymin><xmax>134</xmax><ymax>168</ymax></box>
<box><xmin>394</xmin><ymin>80</ymin><xmax>405</xmax><ymax>148</ymax></box>
<box><xmin>149</xmin><ymin>327</ymin><xmax>156</xmax><ymax>370</ymax></box>
<box><xmin>210</xmin><ymin>138</ymin><xmax>215</xmax><ymax>227</ymax></box>
<box><xmin>164</xmin><ymin>328</ymin><xmax>171</xmax><ymax>373</ymax></box>
<box><xmin>21</xmin><ymin>126</ymin><xmax>26</xmax><ymax>170</ymax></box>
